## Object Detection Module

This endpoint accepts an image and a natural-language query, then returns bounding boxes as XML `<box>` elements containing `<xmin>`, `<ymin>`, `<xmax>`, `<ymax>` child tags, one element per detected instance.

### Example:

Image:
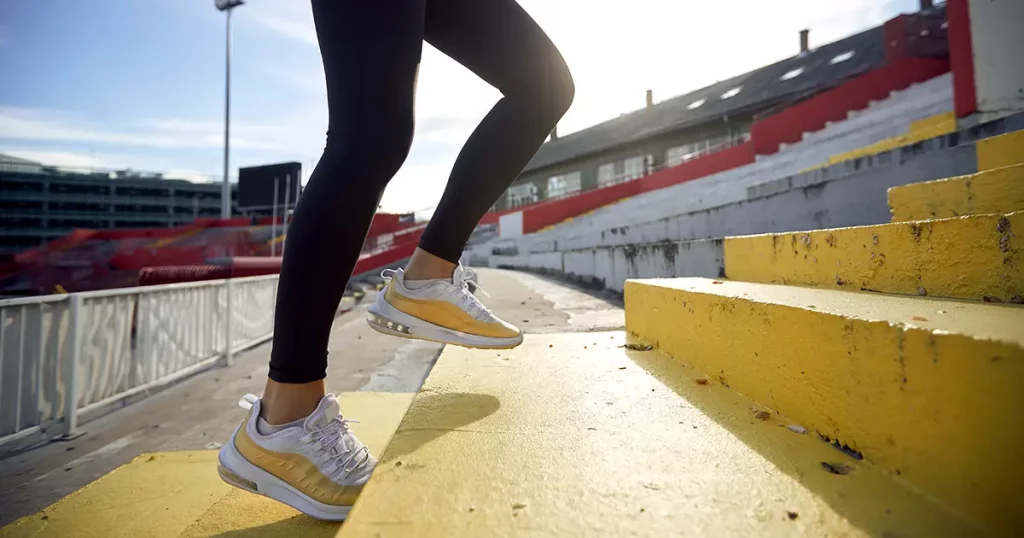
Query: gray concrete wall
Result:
<box><xmin>553</xmin><ymin>141</ymin><xmax>979</xmax><ymax>251</ymax></box>
<box><xmin>489</xmin><ymin>139</ymin><xmax>982</xmax><ymax>293</ymax></box>
<box><xmin>500</xmin><ymin>238</ymin><xmax>724</xmax><ymax>293</ymax></box>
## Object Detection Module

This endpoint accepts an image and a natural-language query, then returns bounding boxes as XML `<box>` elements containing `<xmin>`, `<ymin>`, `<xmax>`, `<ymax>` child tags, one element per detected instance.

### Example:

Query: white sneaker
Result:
<box><xmin>366</xmin><ymin>264</ymin><xmax>523</xmax><ymax>349</ymax></box>
<box><xmin>217</xmin><ymin>393</ymin><xmax>376</xmax><ymax>521</ymax></box>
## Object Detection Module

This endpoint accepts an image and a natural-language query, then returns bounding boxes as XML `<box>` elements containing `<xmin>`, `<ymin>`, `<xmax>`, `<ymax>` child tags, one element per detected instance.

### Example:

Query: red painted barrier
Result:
<box><xmin>516</xmin><ymin>141</ymin><xmax>755</xmax><ymax>234</ymax></box>
<box><xmin>751</xmin><ymin>56</ymin><xmax>950</xmax><ymax>155</ymax></box>
<box><xmin>946</xmin><ymin>0</ymin><xmax>977</xmax><ymax>118</ymax></box>
<box><xmin>638</xmin><ymin>142</ymin><xmax>755</xmax><ymax>192</ymax></box>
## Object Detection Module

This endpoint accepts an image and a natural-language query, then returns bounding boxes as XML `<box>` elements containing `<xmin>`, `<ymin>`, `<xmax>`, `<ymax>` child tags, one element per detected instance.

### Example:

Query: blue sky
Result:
<box><xmin>0</xmin><ymin>0</ymin><xmax>920</xmax><ymax>213</ymax></box>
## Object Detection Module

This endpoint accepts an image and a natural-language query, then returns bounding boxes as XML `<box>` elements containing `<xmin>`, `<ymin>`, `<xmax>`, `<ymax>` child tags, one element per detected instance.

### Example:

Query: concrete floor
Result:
<box><xmin>0</xmin><ymin>269</ymin><xmax>623</xmax><ymax>526</ymax></box>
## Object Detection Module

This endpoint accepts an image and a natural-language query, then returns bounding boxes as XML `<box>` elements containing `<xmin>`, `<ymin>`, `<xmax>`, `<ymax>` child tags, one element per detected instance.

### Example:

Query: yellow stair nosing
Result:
<box><xmin>888</xmin><ymin>163</ymin><xmax>1024</xmax><ymax>222</ymax></box>
<box><xmin>723</xmin><ymin>211</ymin><xmax>1023</xmax><ymax>303</ymax></box>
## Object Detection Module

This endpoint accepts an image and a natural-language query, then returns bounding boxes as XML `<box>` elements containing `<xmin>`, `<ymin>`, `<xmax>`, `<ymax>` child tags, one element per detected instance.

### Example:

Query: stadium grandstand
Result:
<box><xmin>3</xmin><ymin>0</ymin><xmax>1024</xmax><ymax>535</ymax></box>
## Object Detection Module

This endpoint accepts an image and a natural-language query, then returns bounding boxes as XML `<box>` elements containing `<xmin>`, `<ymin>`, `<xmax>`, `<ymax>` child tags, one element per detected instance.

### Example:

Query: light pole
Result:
<box><xmin>215</xmin><ymin>0</ymin><xmax>244</xmax><ymax>219</ymax></box>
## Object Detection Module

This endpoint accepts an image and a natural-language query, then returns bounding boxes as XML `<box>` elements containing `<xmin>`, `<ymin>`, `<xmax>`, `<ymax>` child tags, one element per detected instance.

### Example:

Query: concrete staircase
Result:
<box><xmin>626</xmin><ymin>153</ymin><xmax>1024</xmax><ymax>536</ymax></box>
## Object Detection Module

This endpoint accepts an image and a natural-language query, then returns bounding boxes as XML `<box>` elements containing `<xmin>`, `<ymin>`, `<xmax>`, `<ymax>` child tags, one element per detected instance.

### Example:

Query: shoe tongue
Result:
<box><xmin>303</xmin><ymin>394</ymin><xmax>340</xmax><ymax>431</ymax></box>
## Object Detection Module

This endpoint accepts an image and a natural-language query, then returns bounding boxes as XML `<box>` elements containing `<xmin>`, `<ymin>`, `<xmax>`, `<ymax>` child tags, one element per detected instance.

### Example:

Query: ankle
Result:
<box><xmin>260</xmin><ymin>378</ymin><xmax>325</xmax><ymax>425</ymax></box>
<box><xmin>404</xmin><ymin>247</ymin><xmax>456</xmax><ymax>281</ymax></box>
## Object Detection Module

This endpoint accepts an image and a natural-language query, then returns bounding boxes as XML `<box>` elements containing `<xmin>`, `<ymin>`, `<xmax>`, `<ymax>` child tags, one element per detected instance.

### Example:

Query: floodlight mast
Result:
<box><xmin>215</xmin><ymin>0</ymin><xmax>245</xmax><ymax>218</ymax></box>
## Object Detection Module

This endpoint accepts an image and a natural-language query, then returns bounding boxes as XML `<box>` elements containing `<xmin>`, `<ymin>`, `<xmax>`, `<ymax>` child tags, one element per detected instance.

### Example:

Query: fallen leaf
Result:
<box><xmin>618</xmin><ymin>367</ymin><xmax>627</xmax><ymax>370</ymax></box>
<box><xmin>754</xmin><ymin>410</ymin><xmax>771</xmax><ymax>420</ymax></box>
<box><xmin>512</xmin><ymin>503</ymin><xmax>527</xmax><ymax>510</ymax></box>
<box><xmin>623</xmin><ymin>343</ymin><xmax>653</xmax><ymax>351</ymax></box>
<box><xmin>911</xmin><ymin>316</ymin><xmax>928</xmax><ymax>321</ymax></box>
<box><xmin>712</xmin><ymin>280</ymin><xmax>724</xmax><ymax>284</ymax></box>
<box><xmin>787</xmin><ymin>511</ymin><xmax>799</xmax><ymax>520</ymax></box>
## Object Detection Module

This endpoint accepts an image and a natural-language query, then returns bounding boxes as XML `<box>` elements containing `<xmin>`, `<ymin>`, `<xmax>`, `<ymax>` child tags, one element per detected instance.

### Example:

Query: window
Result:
<box><xmin>720</xmin><ymin>86</ymin><xmax>742</xmax><ymax>99</ymax></box>
<box><xmin>830</xmin><ymin>50</ymin><xmax>855</xmax><ymax>64</ymax></box>
<box><xmin>506</xmin><ymin>182</ymin><xmax>539</xmax><ymax>208</ymax></box>
<box><xmin>780</xmin><ymin>67</ymin><xmax>804</xmax><ymax>81</ymax></box>
<box><xmin>623</xmin><ymin>155</ymin><xmax>652</xmax><ymax>180</ymax></box>
<box><xmin>597</xmin><ymin>163</ymin><xmax>616</xmax><ymax>187</ymax></box>
<box><xmin>546</xmin><ymin>171</ymin><xmax>582</xmax><ymax>199</ymax></box>
<box><xmin>687</xmin><ymin>98</ymin><xmax>706</xmax><ymax>110</ymax></box>
<box><xmin>666</xmin><ymin>144</ymin><xmax>695</xmax><ymax>167</ymax></box>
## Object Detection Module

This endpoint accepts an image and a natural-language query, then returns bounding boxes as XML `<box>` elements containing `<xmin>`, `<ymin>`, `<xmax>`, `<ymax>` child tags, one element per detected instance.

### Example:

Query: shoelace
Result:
<box><xmin>452</xmin><ymin>267</ymin><xmax>494</xmax><ymax>319</ymax></box>
<box><xmin>302</xmin><ymin>417</ymin><xmax>373</xmax><ymax>481</ymax></box>
<box><xmin>381</xmin><ymin>266</ymin><xmax>493</xmax><ymax>320</ymax></box>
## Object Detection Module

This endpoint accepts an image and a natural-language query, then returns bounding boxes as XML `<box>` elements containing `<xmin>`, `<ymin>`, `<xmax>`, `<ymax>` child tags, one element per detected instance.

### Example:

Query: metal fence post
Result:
<box><xmin>62</xmin><ymin>294</ymin><xmax>83</xmax><ymax>438</ymax></box>
<box><xmin>224</xmin><ymin>279</ymin><xmax>234</xmax><ymax>366</ymax></box>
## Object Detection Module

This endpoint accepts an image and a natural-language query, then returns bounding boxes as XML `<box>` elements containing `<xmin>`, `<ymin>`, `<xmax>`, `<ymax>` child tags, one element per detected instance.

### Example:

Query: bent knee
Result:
<box><xmin>326</xmin><ymin>112</ymin><xmax>414</xmax><ymax>180</ymax></box>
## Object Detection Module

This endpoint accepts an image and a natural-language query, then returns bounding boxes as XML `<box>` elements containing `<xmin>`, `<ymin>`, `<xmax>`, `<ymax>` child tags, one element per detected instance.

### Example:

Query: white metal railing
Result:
<box><xmin>0</xmin><ymin>274</ymin><xmax>278</xmax><ymax>450</ymax></box>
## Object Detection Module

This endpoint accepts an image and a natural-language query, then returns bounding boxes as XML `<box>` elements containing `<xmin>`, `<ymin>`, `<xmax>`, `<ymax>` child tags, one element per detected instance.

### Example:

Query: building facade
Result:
<box><xmin>491</xmin><ymin>22</ymin><xmax>899</xmax><ymax>212</ymax></box>
<box><xmin>0</xmin><ymin>156</ymin><xmax>238</xmax><ymax>255</ymax></box>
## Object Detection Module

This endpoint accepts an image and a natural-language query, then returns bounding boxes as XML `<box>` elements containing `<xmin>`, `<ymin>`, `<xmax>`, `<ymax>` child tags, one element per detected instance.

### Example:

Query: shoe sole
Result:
<box><xmin>366</xmin><ymin>294</ymin><xmax>523</xmax><ymax>349</ymax></box>
<box><xmin>217</xmin><ymin>440</ymin><xmax>353</xmax><ymax>521</ymax></box>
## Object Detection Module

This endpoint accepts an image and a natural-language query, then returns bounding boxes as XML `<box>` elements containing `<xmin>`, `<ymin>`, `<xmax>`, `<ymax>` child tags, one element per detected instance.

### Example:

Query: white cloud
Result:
<box><xmin>164</xmin><ymin>169</ymin><xmax>217</xmax><ymax>183</ymax></box>
<box><xmin>241</xmin><ymin>1</ymin><xmax>317</xmax><ymax>46</ymax></box>
<box><xmin>0</xmin><ymin>149</ymin><xmax>103</xmax><ymax>169</ymax></box>
<box><xmin>0</xmin><ymin>106</ymin><xmax>289</xmax><ymax>151</ymax></box>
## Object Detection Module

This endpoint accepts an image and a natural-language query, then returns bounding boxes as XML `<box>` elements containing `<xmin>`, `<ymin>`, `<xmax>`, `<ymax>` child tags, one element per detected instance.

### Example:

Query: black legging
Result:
<box><xmin>268</xmin><ymin>0</ymin><xmax>574</xmax><ymax>383</ymax></box>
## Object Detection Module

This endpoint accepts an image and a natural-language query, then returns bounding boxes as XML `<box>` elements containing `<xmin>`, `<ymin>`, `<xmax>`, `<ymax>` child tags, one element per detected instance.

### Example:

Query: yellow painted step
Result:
<box><xmin>976</xmin><ymin>129</ymin><xmax>1024</xmax><ymax>170</ymax></box>
<box><xmin>625</xmin><ymin>278</ymin><xmax>1024</xmax><ymax>537</ymax></box>
<box><xmin>723</xmin><ymin>211</ymin><xmax>1023</xmax><ymax>302</ymax></box>
<box><xmin>0</xmin><ymin>392</ymin><xmax>415</xmax><ymax>538</ymax></box>
<box><xmin>342</xmin><ymin>332</ymin><xmax>987</xmax><ymax>538</ymax></box>
<box><xmin>888</xmin><ymin>164</ymin><xmax>1024</xmax><ymax>221</ymax></box>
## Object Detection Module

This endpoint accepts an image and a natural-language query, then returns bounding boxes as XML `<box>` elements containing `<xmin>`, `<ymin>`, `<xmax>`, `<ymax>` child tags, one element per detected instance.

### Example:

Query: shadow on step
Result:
<box><xmin>182</xmin><ymin>490</ymin><xmax>342</xmax><ymax>538</ymax></box>
<box><xmin>623</xmin><ymin>347</ymin><xmax>988</xmax><ymax>538</ymax></box>
<box><xmin>380</xmin><ymin>391</ymin><xmax>501</xmax><ymax>462</ymax></box>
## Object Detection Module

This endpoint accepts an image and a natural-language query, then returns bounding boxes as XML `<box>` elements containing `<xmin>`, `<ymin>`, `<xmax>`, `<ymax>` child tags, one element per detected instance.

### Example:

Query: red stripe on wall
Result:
<box><xmin>946</xmin><ymin>0</ymin><xmax>977</xmax><ymax>118</ymax></box>
<box><xmin>751</xmin><ymin>56</ymin><xmax>950</xmax><ymax>155</ymax></box>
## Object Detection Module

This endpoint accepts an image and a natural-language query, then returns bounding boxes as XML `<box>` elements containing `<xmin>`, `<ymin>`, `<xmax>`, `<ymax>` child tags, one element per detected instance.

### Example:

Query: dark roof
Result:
<box><xmin>524</xmin><ymin>25</ymin><xmax>887</xmax><ymax>173</ymax></box>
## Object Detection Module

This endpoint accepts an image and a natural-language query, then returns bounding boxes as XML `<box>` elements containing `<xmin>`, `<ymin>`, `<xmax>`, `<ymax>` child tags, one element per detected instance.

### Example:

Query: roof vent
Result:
<box><xmin>781</xmin><ymin>67</ymin><xmax>804</xmax><ymax>81</ymax></box>
<box><xmin>830</xmin><ymin>50</ymin><xmax>855</xmax><ymax>64</ymax></box>
<box><xmin>800</xmin><ymin>29</ymin><xmax>810</xmax><ymax>54</ymax></box>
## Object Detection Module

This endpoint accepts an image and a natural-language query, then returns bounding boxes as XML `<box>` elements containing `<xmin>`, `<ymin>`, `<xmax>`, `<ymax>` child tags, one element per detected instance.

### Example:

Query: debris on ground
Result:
<box><xmin>911</xmin><ymin>316</ymin><xmax>928</xmax><ymax>321</ymax></box>
<box><xmin>753</xmin><ymin>409</ymin><xmax>771</xmax><ymax>421</ymax></box>
<box><xmin>622</xmin><ymin>343</ymin><xmax>653</xmax><ymax>351</ymax></box>
<box><xmin>204</xmin><ymin>442</ymin><xmax>223</xmax><ymax>450</ymax></box>
<box><xmin>512</xmin><ymin>503</ymin><xmax>527</xmax><ymax>510</ymax></box>
<box><xmin>787</xmin><ymin>425</ymin><xmax>808</xmax><ymax>434</ymax></box>
<box><xmin>820</xmin><ymin>461</ymin><xmax>852</xmax><ymax>475</ymax></box>
<box><xmin>786</xmin><ymin>511</ymin><xmax>799</xmax><ymax>520</ymax></box>
<box><xmin>618</xmin><ymin>367</ymin><xmax>627</xmax><ymax>370</ymax></box>
<box><xmin>696</xmin><ymin>377</ymin><xmax>709</xmax><ymax>385</ymax></box>
<box><xmin>712</xmin><ymin>280</ymin><xmax>724</xmax><ymax>284</ymax></box>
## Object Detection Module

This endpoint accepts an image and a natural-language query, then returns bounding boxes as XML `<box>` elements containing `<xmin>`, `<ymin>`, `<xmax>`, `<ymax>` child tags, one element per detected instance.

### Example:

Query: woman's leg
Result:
<box><xmin>262</xmin><ymin>0</ymin><xmax>427</xmax><ymax>424</ymax></box>
<box><xmin>414</xmin><ymin>0</ymin><xmax>574</xmax><ymax>266</ymax></box>
<box><xmin>364</xmin><ymin>0</ymin><xmax>572</xmax><ymax>349</ymax></box>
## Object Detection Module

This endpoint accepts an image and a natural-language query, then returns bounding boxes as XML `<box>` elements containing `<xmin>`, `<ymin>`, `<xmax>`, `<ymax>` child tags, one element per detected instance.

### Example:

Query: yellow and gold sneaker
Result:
<box><xmin>217</xmin><ymin>393</ymin><xmax>375</xmax><ymax>521</ymax></box>
<box><xmin>366</xmin><ymin>264</ymin><xmax>523</xmax><ymax>349</ymax></box>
